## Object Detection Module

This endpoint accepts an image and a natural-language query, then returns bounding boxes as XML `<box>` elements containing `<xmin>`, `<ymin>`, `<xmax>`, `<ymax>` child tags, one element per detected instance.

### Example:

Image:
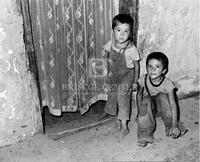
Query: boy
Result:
<box><xmin>102</xmin><ymin>14</ymin><xmax>140</xmax><ymax>141</ymax></box>
<box><xmin>136</xmin><ymin>52</ymin><xmax>187</xmax><ymax>147</ymax></box>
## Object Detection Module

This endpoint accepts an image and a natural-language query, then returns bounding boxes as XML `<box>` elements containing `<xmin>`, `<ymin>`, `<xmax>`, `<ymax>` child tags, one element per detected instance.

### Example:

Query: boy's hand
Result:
<box><xmin>169</xmin><ymin>127</ymin><xmax>181</xmax><ymax>139</ymax></box>
<box><xmin>132</xmin><ymin>83</ymin><xmax>138</xmax><ymax>91</ymax></box>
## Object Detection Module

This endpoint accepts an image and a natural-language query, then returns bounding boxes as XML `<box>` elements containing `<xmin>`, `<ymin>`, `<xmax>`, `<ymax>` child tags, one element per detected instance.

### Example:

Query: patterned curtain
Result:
<box><xmin>28</xmin><ymin>0</ymin><xmax>118</xmax><ymax>116</ymax></box>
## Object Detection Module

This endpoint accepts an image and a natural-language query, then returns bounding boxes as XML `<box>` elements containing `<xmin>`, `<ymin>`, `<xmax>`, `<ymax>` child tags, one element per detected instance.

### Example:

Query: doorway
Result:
<box><xmin>43</xmin><ymin>100</ymin><xmax>117</xmax><ymax>139</ymax></box>
<box><xmin>21</xmin><ymin>0</ymin><xmax>139</xmax><ymax>137</ymax></box>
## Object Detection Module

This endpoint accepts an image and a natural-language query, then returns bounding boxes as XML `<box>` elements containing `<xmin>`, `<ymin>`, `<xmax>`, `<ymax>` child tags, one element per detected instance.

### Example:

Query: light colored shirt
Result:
<box><xmin>103</xmin><ymin>40</ymin><xmax>140</xmax><ymax>68</ymax></box>
<box><xmin>138</xmin><ymin>74</ymin><xmax>176</xmax><ymax>96</ymax></box>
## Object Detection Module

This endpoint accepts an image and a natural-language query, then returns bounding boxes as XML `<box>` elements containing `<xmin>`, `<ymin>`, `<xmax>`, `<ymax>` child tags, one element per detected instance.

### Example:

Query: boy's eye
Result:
<box><xmin>115</xmin><ymin>29</ymin><xmax>121</xmax><ymax>32</ymax></box>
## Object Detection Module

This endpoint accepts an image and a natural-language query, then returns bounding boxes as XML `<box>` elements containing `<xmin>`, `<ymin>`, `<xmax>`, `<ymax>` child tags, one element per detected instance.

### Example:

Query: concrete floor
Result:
<box><xmin>0</xmin><ymin>95</ymin><xmax>199</xmax><ymax>162</ymax></box>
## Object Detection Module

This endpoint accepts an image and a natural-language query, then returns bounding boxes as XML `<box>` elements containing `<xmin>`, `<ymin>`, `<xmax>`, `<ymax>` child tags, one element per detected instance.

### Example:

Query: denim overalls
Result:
<box><xmin>104</xmin><ymin>41</ymin><xmax>134</xmax><ymax>121</ymax></box>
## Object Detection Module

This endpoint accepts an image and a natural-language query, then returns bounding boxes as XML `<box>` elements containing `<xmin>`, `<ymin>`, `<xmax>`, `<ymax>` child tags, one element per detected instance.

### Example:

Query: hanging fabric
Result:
<box><xmin>28</xmin><ymin>0</ymin><xmax>119</xmax><ymax>116</ymax></box>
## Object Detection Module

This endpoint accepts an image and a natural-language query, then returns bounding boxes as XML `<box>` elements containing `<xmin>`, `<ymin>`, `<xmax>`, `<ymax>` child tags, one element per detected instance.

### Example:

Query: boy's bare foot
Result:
<box><xmin>114</xmin><ymin>128</ymin><xmax>130</xmax><ymax>142</ymax></box>
<box><xmin>137</xmin><ymin>141</ymin><xmax>148</xmax><ymax>147</ymax></box>
<box><xmin>137</xmin><ymin>137</ymin><xmax>154</xmax><ymax>147</ymax></box>
<box><xmin>113</xmin><ymin>121</ymin><xmax>121</xmax><ymax>132</ymax></box>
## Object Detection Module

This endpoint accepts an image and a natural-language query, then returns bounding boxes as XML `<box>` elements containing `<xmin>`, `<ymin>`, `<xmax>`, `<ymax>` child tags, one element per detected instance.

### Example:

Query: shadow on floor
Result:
<box><xmin>42</xmin><ymin>100</ymin><xmax>115</xmax><ymax>140</ymax></box>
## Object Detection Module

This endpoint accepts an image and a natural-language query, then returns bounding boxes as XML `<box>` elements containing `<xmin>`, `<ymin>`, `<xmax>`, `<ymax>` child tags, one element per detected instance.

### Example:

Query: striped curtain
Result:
<box><xmin>28</xmin><ymin>0</ymin><xmax>118</xmax><ymax>116</ymax></box>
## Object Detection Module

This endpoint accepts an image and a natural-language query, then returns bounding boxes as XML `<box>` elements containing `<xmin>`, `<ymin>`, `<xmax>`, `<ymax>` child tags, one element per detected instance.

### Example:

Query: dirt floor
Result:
<box><xmin>0</xmin><ymin>95</ymin><xmax>199</xmax><ymax>162</ymax></box>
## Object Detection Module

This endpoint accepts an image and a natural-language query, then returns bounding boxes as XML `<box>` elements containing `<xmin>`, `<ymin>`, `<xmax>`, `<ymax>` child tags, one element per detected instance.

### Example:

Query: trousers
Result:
<box><xmin>137</xmin><ymin>93</ymin><xmax>187</xmax><ymax>142</ymax></box>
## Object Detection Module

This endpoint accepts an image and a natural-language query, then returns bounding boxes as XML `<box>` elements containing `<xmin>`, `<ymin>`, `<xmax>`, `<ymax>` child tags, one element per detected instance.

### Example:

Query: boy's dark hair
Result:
<box><xmin>112</xmin><ymin>14</ymin><xmax>133</xmax><ymax>33</ymax></box>
<box><xmin>146</xmin><ymin>52</ymin><xmax>169</xmax><ymax>74</ymax></box>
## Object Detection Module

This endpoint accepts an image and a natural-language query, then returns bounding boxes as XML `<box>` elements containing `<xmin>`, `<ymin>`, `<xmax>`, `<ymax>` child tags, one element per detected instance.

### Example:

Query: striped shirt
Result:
<box><xmin>138</xmin><ymin>74</ymin><xmax>176</xmax><ymax>96</ymax></box>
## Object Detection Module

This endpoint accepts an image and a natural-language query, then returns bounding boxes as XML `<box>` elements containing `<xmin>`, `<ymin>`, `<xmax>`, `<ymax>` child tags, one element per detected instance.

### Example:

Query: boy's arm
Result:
<box><xmin>168</xmin><ymin>89</ymin><xmax>178</xmax><ymax>127</ymax></box>
<box><xmin>168</xmin><ymin>89</ymin><xmax>181</xmax><ymax>138</ymax></box>
<box><xmin>132</xmin><ymin>60</ymin><xmax>140</xmax><ymax>90</ymax></box>
<box><xmin>102</xmin><ymin>50</ymin><xmax>109</xmax><ymax>76</ymax></box>
<box><xmin>133</xmin><ymin>60</ymin><xmax>140</xmax><ymax>83</ymax></box>
<box><xmin>136</xmin><ymin>83</ymin><xmax>143</xmax><ymax>119</ymax></box>
<box><xmin>102</xmin><ymin>50</ymin><xmax>109</xmax><ymax>58</ymax></box>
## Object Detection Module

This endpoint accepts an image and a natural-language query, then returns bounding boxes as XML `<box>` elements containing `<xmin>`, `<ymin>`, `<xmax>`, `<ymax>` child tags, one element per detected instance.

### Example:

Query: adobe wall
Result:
<box><xmin>138</xmin><ymin>0</ymin><xmax>199</xmax><ymax>97</ymax></box>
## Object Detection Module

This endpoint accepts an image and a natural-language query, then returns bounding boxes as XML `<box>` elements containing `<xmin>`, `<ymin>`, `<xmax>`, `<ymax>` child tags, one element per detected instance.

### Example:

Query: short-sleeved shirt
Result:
<box><xmin>103</xmin><ymin>40</ymin><xmax>140</xmax><ymax>68</ymax></box>
<box><xmin>138</xmin><ymin>74</ymin><xmax>176</xmax><ymax>96</ymax></box>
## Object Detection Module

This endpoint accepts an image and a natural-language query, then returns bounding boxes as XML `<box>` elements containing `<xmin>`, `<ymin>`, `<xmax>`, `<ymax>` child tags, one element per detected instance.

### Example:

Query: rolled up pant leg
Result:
<box><xmin>117</xmin><ymin>84</ymin><xmax>131</xmax><ymax>120</ymax></box>
<box><xmin>104</xmin><ymin>91</ymin><xmax>118</xmax><ymax>116</ymax></box>
<box><xmin>104</xmin><ymin>71</ymin><xmax>118</xmax><ymax>116</ymax></box>
<box><xmin>117</xmin><ymin>71</ymin><xmax>134</xmax><ymax>121</ymax></box>
<box><xmin>156</xmin><ymin>93</ymin><xmax>172</xmax><ymax>136</ymax></box>
<box><xmin>137</xmin><ymin>96</ymin><xmax>156</xmax><ymax>142</ymax></box>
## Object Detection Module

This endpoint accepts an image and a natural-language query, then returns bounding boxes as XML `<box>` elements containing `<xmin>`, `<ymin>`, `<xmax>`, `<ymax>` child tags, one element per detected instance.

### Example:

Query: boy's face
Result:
<box><xmin>113</xmin><ymin>22</ymin><xmax>130</xmax><ymax>44</ymax></box>
<box><xmin>147</xmin><ymin>59</ymin><xmax>166</xmax><ymax>80</ymax></box>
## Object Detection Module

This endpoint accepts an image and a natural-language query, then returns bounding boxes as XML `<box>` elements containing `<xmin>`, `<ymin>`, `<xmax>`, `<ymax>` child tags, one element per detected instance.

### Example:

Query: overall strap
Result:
<box><xmin>119</xmin><ymin>41</ymin><xmax>130</xmax><ymax>53</ymax></box>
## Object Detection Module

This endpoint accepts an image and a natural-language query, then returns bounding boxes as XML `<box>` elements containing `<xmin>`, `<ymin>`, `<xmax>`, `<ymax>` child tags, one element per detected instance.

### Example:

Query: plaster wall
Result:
<box><xmin>138</xmin><ymin>0</ymin><xmax>199</xmax><ymax>97</ymax></box>
<box><xmin>0</xmin><ymin>0</ymin><xmax>42</xmax><ymax>146</ymax></box>
<box><xmin>0</xmin><ymin>0</ymin><xmax>199</xmax><ymax>147</ymax></box>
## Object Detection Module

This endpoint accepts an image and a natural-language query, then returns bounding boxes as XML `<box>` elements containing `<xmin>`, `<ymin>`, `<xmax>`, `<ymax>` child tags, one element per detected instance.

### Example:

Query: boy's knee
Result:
<box><xmin>139</xmin><ymin>96</ymin><xmax>151</xmax><ymax>115</ymax></box>
<box><xmin>142</xmin><ymin>96</ymin><xmax>152</xmax><ymax>105</ymax></box>
<box><xmin>157</xmin><ymin>93</ymin><xmax>168</xmax><ymax>100</ymax></box>
<box><xmin>157</xmin><ymin>93</ymin><xmax>171</xmax><ymax>110</ymax></box>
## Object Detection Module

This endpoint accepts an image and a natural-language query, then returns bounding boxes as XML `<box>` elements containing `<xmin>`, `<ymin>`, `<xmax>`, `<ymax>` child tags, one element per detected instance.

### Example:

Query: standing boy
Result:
<box><xmin>102</xmin><ymin>14</ymin><xmax>140</xmax><ymax>141</ymax></box>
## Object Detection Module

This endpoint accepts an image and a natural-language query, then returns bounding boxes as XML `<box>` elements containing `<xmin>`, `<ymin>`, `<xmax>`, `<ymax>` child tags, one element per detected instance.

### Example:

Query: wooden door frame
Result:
<box><xmin>20</xmin><ymin>0</ymin><xmax>44</xmax><ymax>133</ymax></box>
<box><xmin>119</xmin><ymin>0</ymin><xmax>139</xmax><ymax>46</ymax></box>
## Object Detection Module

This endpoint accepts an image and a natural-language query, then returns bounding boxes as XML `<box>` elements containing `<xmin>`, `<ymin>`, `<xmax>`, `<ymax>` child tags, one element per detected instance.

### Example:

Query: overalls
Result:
<box><xmin>104</xmin><ymin>41</ymin><xmax>134</xmax><ymax>121</ymax></box>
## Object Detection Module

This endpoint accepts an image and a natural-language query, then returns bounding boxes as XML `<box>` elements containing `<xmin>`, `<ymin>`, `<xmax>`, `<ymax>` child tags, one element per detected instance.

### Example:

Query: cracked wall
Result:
<box><xmin>138</xmin><ymin>0</ymin><xmax>199</xmax><ymax>97</ymax></box>
<box><xmin>0</xmin><ymin>0</ymin><xmax>42</xmax><ymax>146</ymax></box>
<box><xmin>0</xmin><ymin>0</ymin><xmax>199</xmax><ymax>147</ymax></box>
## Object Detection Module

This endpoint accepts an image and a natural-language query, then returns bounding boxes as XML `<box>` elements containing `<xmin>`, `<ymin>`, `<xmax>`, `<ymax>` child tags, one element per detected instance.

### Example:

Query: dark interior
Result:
<box><xmin>43</xmin><ymin>100</ymin><xmax>114</xmax><ymax>136</ymax></box>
